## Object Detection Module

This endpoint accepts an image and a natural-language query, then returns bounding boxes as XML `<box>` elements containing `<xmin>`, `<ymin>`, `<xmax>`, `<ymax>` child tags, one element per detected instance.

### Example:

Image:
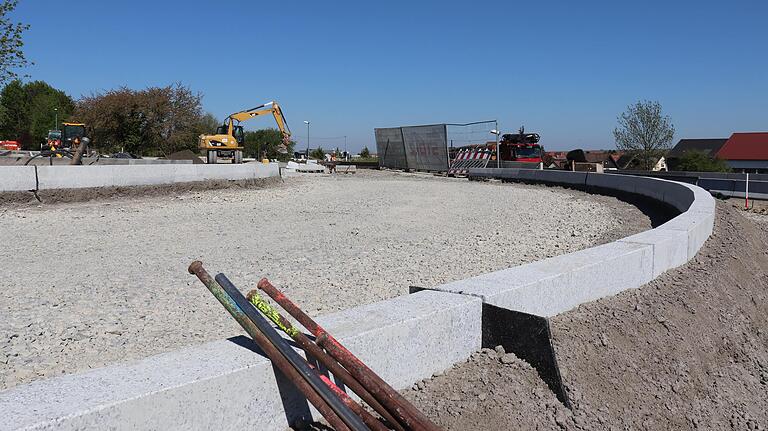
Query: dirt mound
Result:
<box><xmin>406</xmin><ymin>203</ymin><xmax>768</xmax><ymax>430</ymax></box>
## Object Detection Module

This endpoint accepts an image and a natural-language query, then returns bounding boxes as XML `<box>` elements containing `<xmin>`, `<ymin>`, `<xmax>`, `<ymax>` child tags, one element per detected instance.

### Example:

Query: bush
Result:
<box><xmin>309</xmin><ymin>146</ymin><xmax>325</xmax><ymax>159</ymax></box>
<box><xmin>673</xmin><ymin>151</ymin><xmax>730</xmax><ymax>172</ymax></box>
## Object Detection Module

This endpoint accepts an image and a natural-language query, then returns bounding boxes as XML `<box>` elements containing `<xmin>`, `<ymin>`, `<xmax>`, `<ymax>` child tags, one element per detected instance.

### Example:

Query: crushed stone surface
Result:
<box><xmin>406</xmin><ymin>203</ymin><xmax>768</xmax><ymax>430</ymax></box>
<box><xmin>0</xmin><ymin>170</ymin><xmax>650</xmax><ymax>390</ymax></box>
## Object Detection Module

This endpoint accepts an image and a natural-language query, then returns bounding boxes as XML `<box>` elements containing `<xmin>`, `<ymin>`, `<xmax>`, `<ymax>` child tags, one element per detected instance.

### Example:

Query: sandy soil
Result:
<box><xmin>406</xmin><ymin>203</ymin><xmax>768</xmax><ymax>430</ymax></box>
<box><xmin>0</xmin><ymin>171</ymin><xmax>650</xmax><ymax>390</ymax></box>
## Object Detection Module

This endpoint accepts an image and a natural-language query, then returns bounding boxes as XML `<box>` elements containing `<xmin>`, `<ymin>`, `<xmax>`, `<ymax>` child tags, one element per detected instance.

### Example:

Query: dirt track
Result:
<box><xmin>406</xmin><ymin>203</ymin><xmax>768</xmax><ymax>430</ymax></box>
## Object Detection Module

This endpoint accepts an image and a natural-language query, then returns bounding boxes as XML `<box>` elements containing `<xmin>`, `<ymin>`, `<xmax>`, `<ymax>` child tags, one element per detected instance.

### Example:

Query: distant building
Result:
<box><xmin>668</xmin><ymin>133</ymin><xmax>768</xmax><ymax>173</ymax></box>
<box><xmin>668</xmin><ymin>138</ymin><xmax>728</xmax><ymax>158</ymax></box>
<box><xmin>716</xmin><ymin>132</ymin><xmax>768</xmax><ymax>173</ymax></box>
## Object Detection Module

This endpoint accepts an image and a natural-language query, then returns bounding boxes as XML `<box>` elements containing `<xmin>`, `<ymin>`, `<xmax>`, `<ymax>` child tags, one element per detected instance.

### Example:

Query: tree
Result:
<box><xmin>674</xmin><ymin>150</ymin><xmax>731</xmax><ymax>172</ymax></box>
<box><xmin>74</xmin><ymin>83</ymin><xmax>206</xmax><ymax>156</ymax></box>
<box><xmin>613</xmin><ymin>100</ymin><xmax>675</xmax><ymax>170</ymax></box>
<box><xmin>0</xmin><ymin>80</ymin><xmax>74</xmax><ymax>149</ymax></box>
<box><xmin>309</xmin><ymin>146</ymin><xmax>325</xmax><ymax>160</ymax></box>
<box><xmin>359</xmin><ymin>146</ymin><xmax>370</xmax><ymax>158</ymax></box>
<box><xmin>0</xmin><ymin>1</ymin><xmax>30</xmax><ymax>86</ymax></box>
<box><xmin>243</xmin><ymin>128</ymin><xmax>295</xmax><ymax>161</ymax></box>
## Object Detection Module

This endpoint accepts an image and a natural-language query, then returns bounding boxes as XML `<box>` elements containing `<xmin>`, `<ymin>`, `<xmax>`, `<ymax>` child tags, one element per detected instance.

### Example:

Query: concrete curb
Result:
<box><xmin>0</xmin><ymin>166</ymin><xmax>37</xmax><ymax>191</ymax></box>
<box><xmin>0</xmin><ymin>290</ymin><xmax>481</xmax><ymax>431</ymax></box>
<box><xmin>0</xmin><ymin>163</ymin><xmax>280</xmax><ymax>192</ymax></box>
<box><xmin>437</xmin><ymin>168</ymin><xmax>715</xmax><ymax>316</ymax></box>
<box><xmin>0</xmin><ymin>168</ymin><xmax>715</xmax><ymax>430</ymax></box>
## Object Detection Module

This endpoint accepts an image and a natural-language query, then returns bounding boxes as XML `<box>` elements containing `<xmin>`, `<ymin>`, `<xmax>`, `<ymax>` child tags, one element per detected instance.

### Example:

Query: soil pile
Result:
<box><xmin>407</xmin><ymin>203</ymin><xmax>768</xmax><ymax>430</ymax></box>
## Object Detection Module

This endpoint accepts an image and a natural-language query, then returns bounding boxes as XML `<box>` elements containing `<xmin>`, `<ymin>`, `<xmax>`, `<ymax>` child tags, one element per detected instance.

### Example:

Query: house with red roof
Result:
<box><xmin>715</xmin><ymin>132</ymin><xmax>768</xmax><ymax>173</ymax></box>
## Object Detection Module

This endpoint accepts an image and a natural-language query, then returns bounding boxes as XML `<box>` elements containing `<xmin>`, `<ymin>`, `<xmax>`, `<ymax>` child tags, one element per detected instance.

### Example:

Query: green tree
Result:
<box><xmin>0</xmin><ymin>1</ymin><xmax>31</xmax><ymax>86</ymax></box>
<box><xmin>196</xmin><ymin>112</ymin><xmax>219</xmax><ymax>136</ymax></box>
<box><xmin>74</xmin><ymin>83</ymin><xmax>205</xmax><ymax>156</ymax></box>
<box><xmin>674</xmin><ymin>150</ymin><xmax>731</xmax><ymax>172</ymax></box>
<box><xmin>613</xmin><ymin>100</ymin><xmax>675</xmax><ymax>170</ymax></box>
<box><xmin>359</xmin><ymin>146</ymin><xmax>370</xmax><ymax>158</ymax></box>
<box><xmin>0</xmin><ymin>80</ymin><xmax>74</xmax><ymax>149</ymax></box>
<box><xmin>309</xmin><ymin>146</ymin><xmax>325</xmax><ymax>160</ymax></box>
<box><xmin>243</xmin><ymin>128</ymin><xmax>295</xmax><ymax>161</ymax></box>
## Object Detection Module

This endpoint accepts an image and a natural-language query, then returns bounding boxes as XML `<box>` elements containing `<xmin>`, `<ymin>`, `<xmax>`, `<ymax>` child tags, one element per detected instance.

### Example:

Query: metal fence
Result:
<box><xmin>375</xmin><ymin>124</ymin><xmax>448</xmax><ymax>171</ymax></box>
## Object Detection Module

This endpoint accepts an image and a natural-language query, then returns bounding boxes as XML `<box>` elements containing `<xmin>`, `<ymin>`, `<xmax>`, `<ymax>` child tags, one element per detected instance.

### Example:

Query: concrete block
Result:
<box><xmin>433</xmin><ymin>241</ymin><xmax>653</xmax><ymax>317</ymax></box>
<box><xmin>0</xmin><ymin>166</ymin><xmax>36</xmax><ymax>191</ymax></box>
<box><xmin>697</xmin><ymin>178</ymin><xmax>734</xmax><ymax>194</ymax></box>
<box><xmin>687</xmin><ymin>186</ymin><xmax>716</xmax><ymax>214</ymax></box>
<box><xmin>0</xmin><ymin>290</ymin><xmax>481</xmax><ymax>431</ymax></box>
<box><xmin>656</xmin><ymin>211</ymin><xmax>715</xmax><ymax>260</ymax></box>
<box><xmin>627</xmin><ymin>176</ymin><xmax>668</xmax><ymax>202</ymax></box>
<box><xmin>35</xmin><ymin>163</ymin><xmax>280</xmax><ymax>191</ymax></box>
<box><xmin>468</xmin><ymin>168</ymin><xmax>520</xmax><ymax>179</ymax></box>
<box><xmin>659</xmin><ymin>181</ymin><xmax>695</xmax><ymax>212</ymax></box>
<box><xmin>585</xmin><ymin>172</ymin><xmax>637</xmax><ymax>195</ymax></box>
<box><xmin>618</xmin><ymin>228</ymin><xmax>689</xmax><ymax>277</ymax></box>
<box><xmin>518</xmin><ymin>170</ymin><xmax>588</xmax><ymax>186</ymax></box>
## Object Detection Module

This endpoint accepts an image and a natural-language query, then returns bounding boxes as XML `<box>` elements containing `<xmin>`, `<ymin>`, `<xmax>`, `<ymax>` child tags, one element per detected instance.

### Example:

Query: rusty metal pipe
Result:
<box><xmin>309</xmin><ymin>363</ymin><xmax>390</xmax><ymax>431</ymax></box>
<box><xmin>257</xmin><ymin>278</ymin><xmax>442</xmax><ymax>431</ymax></box>
<box><xmin>247</xmin><ymin>289</ymin><xmax>405</xmax><ymax>431</ymax></box>
<box><xmin>215</xmin><ymin>273</ymin><xmax>370</xmax><ymax>431</ymax></box>
<box><xmin>187</xmin><ymin>262</ymin><xmax>351</xmax><ymax>431</ymax></box>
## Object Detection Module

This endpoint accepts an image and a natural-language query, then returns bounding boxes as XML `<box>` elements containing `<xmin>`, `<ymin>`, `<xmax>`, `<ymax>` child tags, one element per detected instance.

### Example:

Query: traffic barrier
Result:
<box><xmin>448</xmin><ymin>148</ymin><xmax>492</xmax><ymax>176</ymax></box>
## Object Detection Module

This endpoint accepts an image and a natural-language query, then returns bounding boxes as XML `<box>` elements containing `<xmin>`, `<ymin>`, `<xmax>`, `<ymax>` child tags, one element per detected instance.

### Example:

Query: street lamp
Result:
<box><xmin>490</xmin><ymin>123</ymin><xmax>500</xmax><ymax>168</ymax></box>
<box><xmin>54</xmin><ymin>108</ymin><xmax>58</xmax><ymax>131</ymax></box>
<box><xmin>344</xmin><ymin>135</ymin><xmax>347</xmax><ymax>160</ymax></box>
<box><xmin>303</xmin><ymin>120</ymin><xmax>310</xmax><ymax>159</ymax></box>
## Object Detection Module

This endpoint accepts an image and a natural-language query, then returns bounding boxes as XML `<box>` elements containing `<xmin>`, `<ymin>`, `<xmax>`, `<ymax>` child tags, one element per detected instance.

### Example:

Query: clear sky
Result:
<box><xmin>13</xmin><ymin>0</ymin><xmax>767</xmax><ymax>152</ymax></box>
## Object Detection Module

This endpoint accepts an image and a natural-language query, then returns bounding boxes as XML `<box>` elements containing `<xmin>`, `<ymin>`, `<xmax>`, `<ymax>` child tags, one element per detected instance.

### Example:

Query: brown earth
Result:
<box><xmin>405</xmin><ymin>202</ymin><xmax>768</xmax><ymax>430</ymax></box>
<box><xmin>0</xmin><ymin>177</ymin><xmax>280</xmax><ymax>206</ymax></box>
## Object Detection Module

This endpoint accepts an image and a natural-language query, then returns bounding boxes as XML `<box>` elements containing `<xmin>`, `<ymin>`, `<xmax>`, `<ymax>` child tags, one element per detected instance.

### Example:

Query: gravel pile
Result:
<box><xmin>406</xmin><ymin>203</ymin><xmax>768</xmax><ymax>430</ymax></box>
<box><xmin>0</xmin><ymin>170</ymin><xmax>650</xmax><ymax>390</ymax></box>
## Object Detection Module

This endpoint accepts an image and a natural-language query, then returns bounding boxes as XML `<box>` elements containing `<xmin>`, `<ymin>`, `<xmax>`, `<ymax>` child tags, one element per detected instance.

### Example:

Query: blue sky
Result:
<box><xmin>13</xmin><ymin>0</ymin><xmax>767</xmax><ymax>152</ymax></box>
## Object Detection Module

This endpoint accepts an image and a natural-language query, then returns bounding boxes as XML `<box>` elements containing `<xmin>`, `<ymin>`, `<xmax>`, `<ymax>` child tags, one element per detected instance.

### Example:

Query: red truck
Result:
<box><xmin>497</xmin><ymin>127</ymin><xmax>543</xmax><ymax>163</ymax></box>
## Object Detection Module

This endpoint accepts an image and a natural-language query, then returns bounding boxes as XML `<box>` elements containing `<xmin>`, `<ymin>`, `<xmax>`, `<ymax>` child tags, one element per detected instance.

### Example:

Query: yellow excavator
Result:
<box><xmin>199</xmin><ymin>101</ymin><xmax>291</xmax><ymax>164</ymax></box>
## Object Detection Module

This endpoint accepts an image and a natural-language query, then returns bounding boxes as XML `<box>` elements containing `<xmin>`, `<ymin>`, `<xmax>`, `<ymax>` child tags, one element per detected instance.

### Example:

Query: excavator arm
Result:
<box><xmin>226</xmin><ymin>101</ymin><xmax>292</xmax><ymax>148</ymax></box>
<box><xmin>199</xmin><ymin>100</ymin><xmax>291</xmax><ymax>162</ymax></box>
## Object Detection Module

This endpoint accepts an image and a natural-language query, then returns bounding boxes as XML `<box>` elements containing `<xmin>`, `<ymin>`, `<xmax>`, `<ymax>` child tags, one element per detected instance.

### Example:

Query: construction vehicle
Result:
<box><xmin>449</xmin><ymin>126</ymin><xmax>544</xmax><ymax>165</ymax></box>
<box><xmin>498</xmin><ymin>126</ymin><xmax>543</xmax><ymax>163</ymax></box>
<box><xmin>199</xmin><ymin>101</ymin><xmax>291</xmax><ymax>164</ymax></box>
<box><xmin>45</xmin><ymin>123</ymin><xmax>88</xmax><ymax>152</ymax></box>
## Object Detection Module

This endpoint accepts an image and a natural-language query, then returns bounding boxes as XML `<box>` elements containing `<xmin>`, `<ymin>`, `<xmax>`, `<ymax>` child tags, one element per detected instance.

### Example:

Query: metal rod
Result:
<box><xmin>310</xmin><ymin>364</ymin><xmax>390</xmax><ymax>431</ymax></box>
<box><xmin>247</xmin><ymin>289</ymin><xmax>405</xmax><ymax>431</ymax></box>
<box><xmin>257</xmin><ymin>278</ymin><xmax>442</xmax><ymax>431</ymax></box>
<box><xmin>187</xmin><ymin>262</ymin><xmax>351</xmax><ymax>431</ymax></box>
<box><xmin>215</xmin><ymin>273</ymin><xmax>370</xmax><ymax>431</ymax></box>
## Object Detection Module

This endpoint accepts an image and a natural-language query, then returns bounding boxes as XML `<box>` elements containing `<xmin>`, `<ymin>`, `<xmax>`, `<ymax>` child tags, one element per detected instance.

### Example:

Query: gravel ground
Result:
<box><xmin>0</xmin><ymin>170</ymin><xmax>650</xmax><ymax>390</ymax></box>
<box><xmin>406</xmin><ymin>202</ymin><xmax>768</xmax><ymax>430</ymax></box>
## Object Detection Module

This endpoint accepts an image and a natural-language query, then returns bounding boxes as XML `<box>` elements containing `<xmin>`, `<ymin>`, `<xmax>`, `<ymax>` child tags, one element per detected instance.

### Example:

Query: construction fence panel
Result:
<box><xmin>375</xmin><ymin>128</ymin><xmax>408</xmax><ymax>170</ymax></box>
<box><xmin>401</xmin><ymin>124</ymin><xmax>449</xmax><ymax>172</ymax></box>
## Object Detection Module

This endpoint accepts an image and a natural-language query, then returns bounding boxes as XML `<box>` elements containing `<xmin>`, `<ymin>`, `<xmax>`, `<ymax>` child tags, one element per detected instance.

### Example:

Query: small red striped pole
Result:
<box><xmin>745</xmin><ymin>172</ymin><xmax>750</xmax><ymax>210</ymax></box>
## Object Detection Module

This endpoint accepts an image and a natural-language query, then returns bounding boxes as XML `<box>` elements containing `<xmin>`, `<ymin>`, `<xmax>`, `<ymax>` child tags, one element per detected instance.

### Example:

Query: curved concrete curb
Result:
<box><xmin>433</xmin><ymin>168</ymin><xmax>715</xmax><ymax>316</ymax></box>
<box><xmin>0</xmin><ymin>169</ymin><xmax>714</xmax><ymax>430</ymax></box>
<box><xmin>0</xmin><ymin>163</ymin><xmax>280</xmax><ymax>193</ymax></box>
<box><xmin>0</xmin><ymin>291</ymin><xmax>481</xmax><ymax>431</ymax></box>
